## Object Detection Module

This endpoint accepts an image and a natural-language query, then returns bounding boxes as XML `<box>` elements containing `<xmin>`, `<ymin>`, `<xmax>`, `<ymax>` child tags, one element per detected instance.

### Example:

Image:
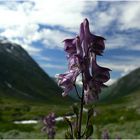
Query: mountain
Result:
<box><xmin>100</xmin><ymin>67</ymin><xmax>140</xmax><ymax>101</ymax></box>
<box><xmin>0</xmin><ymin>38</ymin><xmax>73</xmax><ymax>104</ymax></box>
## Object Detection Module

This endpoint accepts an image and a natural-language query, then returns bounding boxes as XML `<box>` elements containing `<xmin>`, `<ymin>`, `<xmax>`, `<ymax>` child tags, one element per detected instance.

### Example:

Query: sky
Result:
<box><xmin>0</xmin><ymin>0</ymin><xmax>140</xmax><ymax>85</ymax></box>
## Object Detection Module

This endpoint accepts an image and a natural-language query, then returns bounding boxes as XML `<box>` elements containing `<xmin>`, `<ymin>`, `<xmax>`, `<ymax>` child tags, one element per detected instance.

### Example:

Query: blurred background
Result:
<box><xmin>0</xmin><ymin>0</ymin><xmax>139</xmax><ymax>139</ymax></box>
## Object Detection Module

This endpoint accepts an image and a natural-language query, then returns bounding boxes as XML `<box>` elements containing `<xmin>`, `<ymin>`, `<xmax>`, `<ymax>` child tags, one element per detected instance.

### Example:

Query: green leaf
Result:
<box><xmin>64</xmin><ymin>117</ymin><xmax>74</xmax><ymax>138</ymax></box>
<box><xmin>88</xmin><ymin>107</ymin><xmax>94</xmax><ymax>119</ymax></box>
<box><xmin>88</xmin><ymin>115</ymin><xmax>94</xmax><ymax>125</ymax></box>
<box><xmin>64</xmin><ymin>117</ymin><xmax>72</xmax><ymax>126</ymax></box>
<box><xmin>65</xmin><ymin>130</ymin><xmax>73</xmax><ymax>139</ymax></box>
<box><xmin>74</xmin><ymin>127</ymin><xmax>78</xmax><ymax>138</ymax></box>
<box><xmin>85</xmin><ymin>125</ymin><xmax>93</xmax><ymax>139</ymax></box>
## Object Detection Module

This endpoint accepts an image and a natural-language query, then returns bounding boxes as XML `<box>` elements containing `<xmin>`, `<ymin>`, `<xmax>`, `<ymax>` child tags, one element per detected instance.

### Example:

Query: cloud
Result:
<box><xmin>86</xmin><ymin>1</ymin><xmax>140</xmax><ymax>35</ymax></box>
<box><xmin>39</xmin><ymin>29</ymin><xmax>73</xmax><ymax>49</ymax></box>
<box><xmin>1</xmin><ymin>1</ymin><xmax>139</xmax><ymax>51</ymax></box>
<box><xmin>119</xmin><ymin>2</ymin><xmax>140</xmax><ymax>30</ymax></box>
<box><xmin>3</xmin><ymin>37</ymin><xmax>43</xmax><ymax>55</ymax></box>
<box><xmin>105</xmin><ymin>35</ymin><xmax>128</xmax><ymax>49</ymax></box>
<box><xmin>125</xmin><ymin>44</ymin><xmax>140</xmax><ymax>51</ymax></box>
<box><xmin>22</xmin><ymin>44</ymin><xmax>42</xmax><ymax>55</ymax></box>
<box><xmin>99</xmin><ymin>61</ymin><xmax>139</xmax><ymax>76</ymax></box>
<box><xmin>99</xmin><ymin>53</ymin><xmax>140</xmax><ymax>77</ymax></box>
<box><xmin>36</xmin><ymin>56</ymin><xmax>52</xmax><ymax>61</ymax></box>
<box><xmin>103</xmin><ymin>31</ymin><xmax>140</xmax><ymax>51</ymax></box>
<box><xmin>1</xmin><ymin>24</ymin><xmax>40</xmax><ymax>43</ymax></box>
<box><xmin>0</xmin><ymin>0</ymin><xmax>86</xmax><ymax>29</ymax></box>
<box><xmin>41</xmin><ymin>63</ymin><xmax>66</xmax><ymax>70</ymax></box>
<box><xmin>0</xmin><ymin>0</ymin><xmax>88</xmax><ymax>52</ymax></box>
<box><xmin>31</xmin><ymin>0</ymin><xmax>84</xmax><ymax>27</ymax></box>
<box><xmin>0</xmin><ymin>2</ymin><xmax>27</xmax><ymax>28</ymax></box>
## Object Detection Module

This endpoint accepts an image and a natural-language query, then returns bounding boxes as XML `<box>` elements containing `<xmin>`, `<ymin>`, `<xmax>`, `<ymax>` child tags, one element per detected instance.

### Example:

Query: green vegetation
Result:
<box><xmin>0</xmin><ymin>97</ymin><xmax>72</xmax><ymax>121</ymax></box>
<box><xmin>0</xmin><ymin>97</ymin><xmax>73</xmax><ymax>139</ymax></box>
<box><xmin>56</xmin><ymin>90</ymin><xmax>140</xmax><ymax>139</ymax></box>
<box><xmin>0</xmin><ymin>90</ymin><xmax>140</xmax><ymax>139</ymax></box>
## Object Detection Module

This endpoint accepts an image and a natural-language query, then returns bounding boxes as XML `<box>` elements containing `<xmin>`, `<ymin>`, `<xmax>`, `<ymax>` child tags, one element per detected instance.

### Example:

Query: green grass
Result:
<box><xmin>0</xmin><ymin>90</ymin><xmax>140</xmax><ymax>139</ymax></box>
<box><xmin>0</xmin><ymin>97</ymin><xmax>73</xmax><ymax>120</ymax></box>
<box><xmin>52</xmin><ymin>90</ymin><xmax>140</xmax><ymax>139</ymax></box>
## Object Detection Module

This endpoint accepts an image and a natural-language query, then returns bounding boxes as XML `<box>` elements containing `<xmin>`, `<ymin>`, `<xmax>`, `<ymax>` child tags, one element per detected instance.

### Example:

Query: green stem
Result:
<box><xmin>78</xmin><ymin>72</ymin><xmax>84</xmax><ymax>139</ymax></box>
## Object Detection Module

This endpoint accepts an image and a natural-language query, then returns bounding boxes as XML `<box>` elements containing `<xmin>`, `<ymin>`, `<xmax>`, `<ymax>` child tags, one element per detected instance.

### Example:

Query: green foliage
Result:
<box><xmin>88</xmin><ymin>107</ymin><xmax>94</xmax><ymax>121</ymax></box>
<box><xmin>65</xmin><ymin>130</ymin><xmax>73</xmax><ymax>139</ymax></box>
<box><xmin>0</xmin><ymin>122</ymin><xmax>34</xmax><ymax>132</ymax></box>
<box><xmin>73</xmin><ymin>126</ymin><xmax>78</xmax><ymax>138</ymax></box>
<box><xmin>85</xmin><ymin>125</ymin><xmax>93</xmax><ymax>139</ymax></box>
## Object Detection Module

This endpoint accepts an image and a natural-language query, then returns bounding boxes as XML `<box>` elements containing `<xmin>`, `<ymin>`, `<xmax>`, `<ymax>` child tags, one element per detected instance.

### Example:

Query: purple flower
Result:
<box><xmin>91</xmin><ymin>57</ymin><xmax>111</xmax><ymax>83</ymax></box>
<box><xmin>75</xmin><ymin>36</ymin><xmax>83</xmax><ymax>57</ymax></box>
<box><xmin>64</xmin><ymin>37</ymin><xmax>83</xmax><ymax>60</ymax></box>
<box><xmin>84</xmin><ymin>78</ymin><xmax>107</xmax><ymax>104</ymax></box>
<box><xmin>57</xmin><ymin>69</ymin><xmax>80</xmax><ymax>96</ymax></box>
<box><xmin>84</xmin><ymin>85</ymin><xmax>95</xmax><ymax>104</ymax></box>
<box><xmin>57</xmin><ymin>18</ymin><xmax>111</xmax><ymax>103</ymax></box>
<box><xmin>68</xmin><ymin>55</ymin><xmax>80</xmax><ymax>70</ymax></box>
<box><xmin>79</xmin><ymin>22</ymin><xmax>84</xmax><ymax>43</ymax></box>
<box><xmin>82</xmin><ymin>18</ymin><xmax>105</xmax><ymax>56</ymax></box>
<box><xmin>42</xmin><ymin>113</ymin><xmax>56</xmax><ymax>139</ymax></box>
<box><xmin>63</xmin><ymin>38</ymin><xmax>77</xmax><ymax>58</ymax></box>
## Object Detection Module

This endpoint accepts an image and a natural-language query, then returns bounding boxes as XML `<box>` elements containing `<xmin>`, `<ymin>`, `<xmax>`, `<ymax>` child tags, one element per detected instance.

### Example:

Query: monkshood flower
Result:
<box><xmin>58</xmin><ymin>69</ymin><xmax>80</xmax><ymax>97</ymax></box>
<box><xmin>64</xmin><ymin>38</ymin><xmax>77</xmax><ymax>57</ymax></box>
<box><xmin>42</xmin><ymin>113</ymin><xmax>56</xmax><ymax>139</ymax></box>
<box><xmin>91</xmin><ymin>57</ymin><xmax>111</xmax><ymax>83</ymax></box>
<box><xmin>68</xmin><ymin>55</ymin><xmax>80</xmax><ymax>70</ymax></box>
<box><xmin>57</xmin><ymin>18</ymin><xmax>110</xmax><ymax>104</ymax></box>
<box><xmin>84</xmin><ymin>85</ymin><xmax>95</xmax><ymax>104</ymax></box>
<box><xmin>81</xmin><ymin>19</ymin><xmax>105</xmax><ymax>56</ymax></box>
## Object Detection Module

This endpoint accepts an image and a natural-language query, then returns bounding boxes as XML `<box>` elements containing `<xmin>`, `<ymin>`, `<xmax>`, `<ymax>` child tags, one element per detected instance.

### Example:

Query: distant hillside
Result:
<box><xmin>0</xmin><ymin>39</ymin><xmax>73</xmax><ymax>105</ymax></box>
<box><xmin>100</xmin><ymin>67</ymin><xmax>140</xmax><ymax>101</ymax></box>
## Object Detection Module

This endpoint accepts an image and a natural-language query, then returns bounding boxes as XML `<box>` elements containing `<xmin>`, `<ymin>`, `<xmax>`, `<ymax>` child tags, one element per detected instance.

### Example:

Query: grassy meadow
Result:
<box><xmin>0</xmin><ymin>90</ymin><xmax>140</xmax><ymax>139</ymax></box>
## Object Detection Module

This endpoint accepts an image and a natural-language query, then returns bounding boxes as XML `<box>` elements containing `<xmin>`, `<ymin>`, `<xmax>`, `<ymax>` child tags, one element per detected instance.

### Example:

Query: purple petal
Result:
<box><xmin>84</xmin><ymin>88</ymin><xmax>95</xmax><ymax>104</ymax></box>
<box><xmin>84</xmin><ymin>82</ymin><xmax>100</xmax><ymax>104</ymax></box>
<box><xmin>57</xmin><ymin>69</ymin><xmax>80</xmax><ymax>96</ymax></box>
<box><xmin>63</xmin><ymin>38</ymin><xmax>76</xmax><ymax>54</ymax></box>
<box><xmin>76</xmin><ymin>36</ymin><xmax>83</xmax><ymax>57</ymax></box>
<box><xmin>79</xmin><ymin>22</ymin><xmax>84</xmax><ymax>42</ymax></box>
<box><xmin>68</xmin><ymin>55</ymin><xmax>80</xmax><ymax>70</ymax></box>
<box><xmin>82</xmin><ymin>18</ymin><xmax>105</xmax><ymax>55</ymax></box>
<box><xmin>91</xmin><ymin>58</ymin><xmax>111</xmax><ymax>83</ymax></box>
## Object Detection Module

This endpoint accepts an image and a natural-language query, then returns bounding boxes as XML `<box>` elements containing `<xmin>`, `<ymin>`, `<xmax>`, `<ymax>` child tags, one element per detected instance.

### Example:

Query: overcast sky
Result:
<box><xmin>0</xmin><ymin>0</ymin><xmax>140</xmax><ymax>85</ymax></box>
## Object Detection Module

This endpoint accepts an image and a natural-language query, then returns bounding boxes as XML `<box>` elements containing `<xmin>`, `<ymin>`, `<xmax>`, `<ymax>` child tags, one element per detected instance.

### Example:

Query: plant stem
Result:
<box><xmin>69</xmin><ymin>122</ymin><xmax>74</xmax><ymax>138</ymax></box>
<box><xmin>78</xmin><ymin>72</ymin><xmax>84</xmax><ymax>139</ymax></box>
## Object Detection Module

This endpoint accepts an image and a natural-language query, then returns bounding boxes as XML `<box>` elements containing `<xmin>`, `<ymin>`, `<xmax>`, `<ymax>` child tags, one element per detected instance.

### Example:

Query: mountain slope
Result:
<box><xmin>100</xmin><ymin>67</ymin><xmax>140</xmax><ymax>101</ymax></box>
<box><xmin>0</xmin><ymin>39</ymin><xmax>73</xmax><ymax>104</ymax></box>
